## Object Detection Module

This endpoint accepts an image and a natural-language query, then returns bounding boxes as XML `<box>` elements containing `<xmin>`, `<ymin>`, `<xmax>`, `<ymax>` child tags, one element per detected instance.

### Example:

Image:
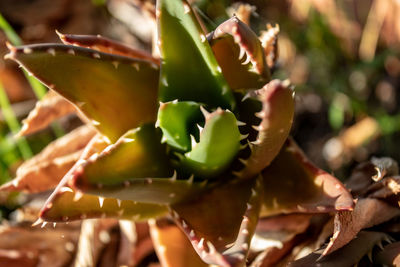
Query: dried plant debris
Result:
<box><xmin>323</xmin><ymin>198</ymin><xmax>400</xmax><ymax>255</ymax></box>
<box><xmin>17</xmin><ymin>90</ymin><xmax>76</xmax><ymax>137</ymax></box>
<box><xmin>0</xmin><ymin>125</ymin><xmax>96</xmax><ymax>193</ymax></box>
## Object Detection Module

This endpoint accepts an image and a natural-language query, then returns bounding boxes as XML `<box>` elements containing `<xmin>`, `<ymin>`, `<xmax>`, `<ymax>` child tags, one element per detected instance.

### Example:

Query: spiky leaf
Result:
<box><xmin>40</xmin><ymin>187</ymin><xmax>168</xmax><ymax>222</ymax></box>
<box><xmin>6</xmin><ymin>44</ymin><xmax>159</xmax><ymax>142</ymax></box>
<box><xmin>171</xmin><ymin>176</ymin><xmax>263</xmax><ymax>267</ymax></box>
<box><xmin>58</xmin><ymin>32</ymin><xmax>160</xmax><ymax>65</ymax></box>
<box><xmin>208</xmin><ymin>16</ymin><xmax>270</xmax><ymax>90</ymax></box>
<box><xmin>179</xmin><ymin>108</ymin><xmax>241</xmax><ymax>178</ymax></box>
<box><xmin>236</xmin><ymin>80</ymin><xmax>295</xmax><ymax>179</ymax></box>
<box><xmin>157</xmin><ymin>0</ymin><xmax>234</xmax><ymax>109</ymax></box>
<box><xmin>260</xmin><ymin>138</ymin><xmax>354</xmax><ymax>216</ymax></box>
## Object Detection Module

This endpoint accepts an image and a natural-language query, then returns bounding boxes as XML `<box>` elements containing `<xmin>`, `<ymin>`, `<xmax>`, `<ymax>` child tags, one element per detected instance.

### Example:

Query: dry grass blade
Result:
<box><xmin>17</xmin><ymin>90</ymin><xmax>76</xmax><ymax>137</ymax></box>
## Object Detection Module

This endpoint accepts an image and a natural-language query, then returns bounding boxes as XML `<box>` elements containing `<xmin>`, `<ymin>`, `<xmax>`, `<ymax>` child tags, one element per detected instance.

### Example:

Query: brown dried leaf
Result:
<box><xmin>323</xmin><ymin>198</ymin><xmax>400</xmax><ymax>256</ymax></box>
<box><xmin>367</xmin><ymin>176</ymin><xmax>400</xmax><ymax>200</ymax></box>
<box><xmin>0</xmin><ymin>125</ymin><xmax>96</xmax><ymax>193</ymax></box>
<box><xmin>290</xmin><ymin>231</ymin><xmax>390</xmax><ymax>267</ymax></box>
<box><xmin>17</xmin><ymin>90</ymin><xmax>76</xmax><ymax>137</ymax></box>
<box><xmin>149</xmin><ymin>219</ymin><xmax>209</xmax><ymax>267</ymax></box>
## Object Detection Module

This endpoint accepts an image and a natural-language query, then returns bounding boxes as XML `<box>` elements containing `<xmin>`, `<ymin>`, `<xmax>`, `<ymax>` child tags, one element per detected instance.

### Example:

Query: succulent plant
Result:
<box><xmin>1</xmin><ymin>0</ymin><xmax>355</xmax><ymax>266</ymax></box>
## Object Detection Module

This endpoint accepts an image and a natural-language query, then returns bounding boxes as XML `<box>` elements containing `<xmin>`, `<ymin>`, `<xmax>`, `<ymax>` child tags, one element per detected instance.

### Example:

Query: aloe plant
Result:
<box><xmin>2</xmin><ymin>0</ymin><xmax>354</xmax><ymax>266</ymax></box>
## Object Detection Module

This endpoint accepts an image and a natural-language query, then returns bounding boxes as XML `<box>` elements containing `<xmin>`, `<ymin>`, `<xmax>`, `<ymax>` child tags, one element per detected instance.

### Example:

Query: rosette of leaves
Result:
<box><xmin>1</xmin><ymin>0</ymin><xmax>354</xmax><ymax>266</ymax></box>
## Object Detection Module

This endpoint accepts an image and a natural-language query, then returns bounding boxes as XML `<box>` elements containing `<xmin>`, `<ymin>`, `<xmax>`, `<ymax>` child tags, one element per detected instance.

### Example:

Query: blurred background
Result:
<box><xmin>0</xmin><ymin>0</ymin><xmax>399</xmax><ymax>216</ymax></box>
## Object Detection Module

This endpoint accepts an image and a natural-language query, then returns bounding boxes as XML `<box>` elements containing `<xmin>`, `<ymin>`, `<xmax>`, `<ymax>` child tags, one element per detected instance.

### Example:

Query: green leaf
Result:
<box><xmin>157</xmin><ymin>101</ymin><xmax>202</xmax><ymax>152</ymax></box>
<box><xmin>179</xmin><ymin>108</ymin><xmax>241</xmax><ymax>178</ymax></box>
<box><xmin>157</xmin><ymin>0</ymin><xmax>235</xmax><ymax>110</ymax></box>
<box><xmin>71</xmin><ymin>124</ymin><xmax>208</xmax><ymax>204</ymax></box>
<box><xmin>209</xmin><ymin>16</ymin><xmax>270</xmax><ymax>90</ymax></box>
<box><xmin>73</xmin><ymin>124</ymin><xmax>172</xmax><ymax>186</ymax></box>
<box><xmin>6</xmin><ymin>44</ymin><xmax>159</xmax><ymax>142</ymax></box>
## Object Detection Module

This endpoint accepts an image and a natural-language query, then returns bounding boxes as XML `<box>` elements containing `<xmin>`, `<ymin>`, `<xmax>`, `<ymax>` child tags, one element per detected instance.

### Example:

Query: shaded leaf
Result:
<box><xmin>374</xmin><ymin>241</ymin><xmax>400</xmax><ymax>266</ymax></box>
<box><xmin>208</xmin><ymin>16</ymin><xmax>269</xmax><ymax>90</ymax></box>
<box><xmin>171</xmin><ymin>176</ymin><xmax>263</xmax><ymax>267</ymax></box>
<box><xmin>235</xmin><ymin>80</ymin><xmax>294</xmax><ymax>179</ymax></box>
<box><xmin>58</xmin><ymin>32</ymin><xmax>160</xmax><ymax>65</ymax></box>
<box><xmin>260</xmin><ymin>138</ymin><xmax>354</xmax><ymax>216</ymax></box>
<box><xmin>157</xmin><ymin>0</ymin><xmax>234</xmax><ymax>109</ymax></box>
<box><xmin>0</xmin><ymin>125</ymin><xmax>96</xmax><ymax>193</ymax></box>
<box><xmin>6</xmin><ymin>44</ymin><xmax>159</xmax><ymax>142</ymax></box>
<box><xmin>17</xmin><ymin>90</ymin><xmax>76</xmax><ymax>137</ymax></box>
<box><xmin>323</xmin><ymin>198</ymin><xmax>400</xmax><ymax>255</ymax></box>
<box><xmin>157</xmin><ymin>101</ymin><xmax>202</xmax><ymax>152</ymax></box>
<box><xmin>345</xmin><ymin>161</ymin><xmax>377</xmax><ymax>197</ymax></box>
<box><xmin>149</xmin><ymin>219</ymin><xmax>209</xmax><ymax>267</ymax></box>
<box><xmin>290</xmin><ymin>231</ymin><xmax>390</xmax><ymax>267</ymax></box>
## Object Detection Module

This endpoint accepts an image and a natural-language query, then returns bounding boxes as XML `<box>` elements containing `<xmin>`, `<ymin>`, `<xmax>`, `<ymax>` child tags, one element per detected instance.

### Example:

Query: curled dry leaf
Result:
<box><xmin>367</xmin><ymin>176</ymin><xmax>400</xmax><ymax>202</ymax></box>
<box><xmin>0</xmin><ymin>125</ymin><xmax>96</xmax><ymax>193</ymax></box>
<box><xmin>370</xmin><ymin>157</ymin><xmax>399</xmax><ymax>182</ymax></box>
<box><xmin>345</xmin><ymin>161</ymin><xmax>377</xmax><ymax>197</ymax></box>
<box><xmin>323</xmin><ymin>198</ymin><xmax>400</xmax><ymax>256</ymax></box>
<box><xmin>17</xmin><ymin>90</ymin><xmax>76</xmax><ymax>137</ymax></box>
